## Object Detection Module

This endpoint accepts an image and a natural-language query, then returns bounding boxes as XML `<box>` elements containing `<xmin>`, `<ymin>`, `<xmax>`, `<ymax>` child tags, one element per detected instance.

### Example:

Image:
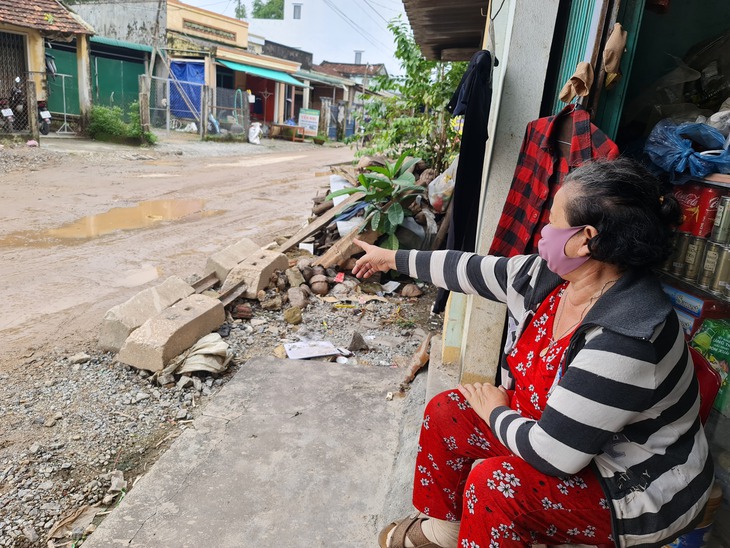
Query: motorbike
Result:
<box><xmin>0</xmin><ymin>96</ymin><xmax>14</xmax><ymax>132</ymax></box>
<box><xmin>37</xmin><ymin>99</ymin><xmax>51</xmax><ymax>135</ymax></box>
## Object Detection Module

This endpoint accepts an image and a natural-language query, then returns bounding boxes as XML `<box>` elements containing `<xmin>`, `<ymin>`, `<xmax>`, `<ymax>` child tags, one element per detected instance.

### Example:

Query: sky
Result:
<box><xmin>180</xmin><ymin>0</ymin><xmax>407</xmax><ymax>75</ymax></box>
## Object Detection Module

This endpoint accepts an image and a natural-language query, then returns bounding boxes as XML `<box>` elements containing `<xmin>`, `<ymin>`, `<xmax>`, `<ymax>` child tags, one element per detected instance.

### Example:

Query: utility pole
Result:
<box><xmin>147</xmin><ymin>0</ymin><xmax>165</xmax><ymax>78</ymax></box>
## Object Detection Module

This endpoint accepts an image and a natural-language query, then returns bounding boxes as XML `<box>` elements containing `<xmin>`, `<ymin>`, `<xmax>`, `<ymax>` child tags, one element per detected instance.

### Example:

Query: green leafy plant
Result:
<box><xmin>326</xmin><ymin>153</ymin><xmax>425</xmax><ymax>250</ymax></box>
<box><xmin>88</xmin><ymin>103</ymin><xmax>156</xmax><ymax>145</ymax></box>
<box><xmin>353</xmin><ymin>17</ymin><xmax>467</xmax><ymax>173</ymax></box>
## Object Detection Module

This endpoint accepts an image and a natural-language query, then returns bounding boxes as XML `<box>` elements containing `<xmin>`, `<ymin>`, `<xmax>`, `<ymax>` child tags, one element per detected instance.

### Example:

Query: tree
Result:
<box><xmin>252</xmin><ymin>0</ymin><xmax>284</xmax><ymax>19</ymax></box>
<box><xmin>235</xmin><ymin>0</ymin><xmax>247</xmax><ymax>19</ymax></box>
<box><xmin>355</xmin><ymin>16</ymin><xmax>467</xmax><ymax>173</ymax></box>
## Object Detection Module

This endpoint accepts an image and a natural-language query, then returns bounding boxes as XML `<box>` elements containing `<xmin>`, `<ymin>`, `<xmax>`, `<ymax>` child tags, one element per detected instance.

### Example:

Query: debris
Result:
<box><xmin>284</xmin><ymin>306</ymin><xmax>303</xmax><ymax>325</ymax></box>
<box><xmin>285</xmin><ymin>267</ymin><xmax>306</xmax><ymax>288</ymax></box>
<box><xmin>68</xmin><ymin>352</ymin><xmax>90</xmax><ymax>365</ymax></box>
<box><xmin>273</xmin><ymin>344</ymin><xmax>287</xmax><ymax>358</ymax></box>
<box><xmin>177</xmin><ymin>375</ymin><xmax>193</xmax><ymax>389</ymax></box>
<box><xmin>160</xmin><ymin>333</ymin><xmax>233</xmax><ymax>378</ymax></box>
<box><xmin>360</xmin><ymin>282</ymin><xmax>383</xmax><ymax>295</ymax></box>
<box><xmin>22</xmin><ymin>526</ymin><xmax>39</xmax><ymax>543</ymax></box>
<box><xmin>402</xmin><ymin>332</ymin><xmax>434</xmax><ymax>386</ymax></box>
<box><xmin>347</xmin><ymin>331</ymin><xmax>369</xmax><ymax>352</ymax></box>
<box><xmin>261</xmin><ymin>295</ymin><xmax>283</xmax><ymax>310</ymax></box>
<box><xmin>382</xmin><ymin>281</ymin><xmax>401</xmax><ymax>294</ymax></box>
<box><xmin>312</xmin><ymin>225</ymin><xmax>379</xmax><ymax>268</ymax></box>
<box><xmin>333</xmin><ymin>271</ymin><xmax>345</xmax><ymax>283</ymax></box>
<box><xmin>287</xmin><ymin>287</ymin><xmax>309</xmax><ymax>309</ymax></box>
<box><xmin>309</xmin><ymin>274</ymin><xmax>329</xmax><ymax>296</ymax></box>
<box><xmin>401</xmin><ymin>283</ymin><xmax>424</xmax><ymax>298</ymax></box>
<box><xmin>49</xmin><ymin>505</ymin><xmax>100</xmax><ymax>540</ymax></box>
<box><xmin>283</xmin><ymin>340</ymin><xmax>342</xmax><ymax>360</ymax></box>
<box><xmin>386</xmin><ymin>392</ymin><xmax>394</xmax><ymax>401</ymax></box>
<box><xmin>217</xmin><ymin>324</ymin><xmax>231</xmax><ymax>337</ymax></box>
<box><xmin>26</xmin><ymin>140</ymin><xmax>39</xmax><ymax>147</ymax></box>
<box><xmin>231</xmin><ymin>303</ymin><xmax>253</xmax><ymax>320</ymax></box>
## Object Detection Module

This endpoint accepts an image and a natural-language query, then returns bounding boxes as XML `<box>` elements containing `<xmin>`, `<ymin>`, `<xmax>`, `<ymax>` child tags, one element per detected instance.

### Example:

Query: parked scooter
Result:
<box><xmin>9</xmin><ymin>77</ymin><xmax>24</xmax><ymax>118</ymax></box>
<box><xmin>0</xmin><ymin>96</ymin><xmax>14</xmax><ymax>132</ymax></box>
<box><xmin>37</xmin><ymin>99</ymin><xmax>51</xmax><ymax>135</ymax></box>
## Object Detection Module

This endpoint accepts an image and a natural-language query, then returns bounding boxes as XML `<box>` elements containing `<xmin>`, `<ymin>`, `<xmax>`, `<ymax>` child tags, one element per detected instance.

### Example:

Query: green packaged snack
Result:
<box><xmin>690</xmin><ymin>318</ymin><xmax>730</xmax><ymax>417</ymax></box>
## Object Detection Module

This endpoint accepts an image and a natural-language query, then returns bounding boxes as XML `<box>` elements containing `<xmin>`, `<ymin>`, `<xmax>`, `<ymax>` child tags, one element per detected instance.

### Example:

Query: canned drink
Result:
<box><xmin>710</xmin><ymin>245</ymin><xmax>730</xmax><ymax>296</ymax></box>
<box><xmin>683</xmin><ymin>236</ymin><xmax>707</xmax><ymax>282</ymax></box>
<box><xmin>670</xmin><ymin>232</ymin><xmax>692</xmax><ymax>277</ymax></box>
<box><xmin>698</xmin><ymin>242</ymin><xmax>723</xmax><ymax>288</ymax></box>
<box><xmin>711</xmin><ymin>196</ymin><xmax>730</xmax><ymax>244</ymax></box>
<box><xmin>674</xmin><ymin>184</ymin><xmax>701</xmax><ymax>234</ymax></box>
<box><xmin>694</xmin><ymin>185</ymin><xmax>723</xmax><ymax>238</ymax></box>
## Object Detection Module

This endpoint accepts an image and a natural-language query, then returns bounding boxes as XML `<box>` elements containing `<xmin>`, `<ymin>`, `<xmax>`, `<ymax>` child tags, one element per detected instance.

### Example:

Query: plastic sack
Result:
<box><xmin>645</xmin><ymin>119</ymin><xmax>730</xmax><ymax>180</ymax></box>
<box><xmin>248</xmin><ymin>122</ymin><xmax>262</xmax><ymax>144</ymax></box>
<box><xmin>428</xmin><ymin>156</ymin><xmax>459</xmax><ymax>213</ymax></box>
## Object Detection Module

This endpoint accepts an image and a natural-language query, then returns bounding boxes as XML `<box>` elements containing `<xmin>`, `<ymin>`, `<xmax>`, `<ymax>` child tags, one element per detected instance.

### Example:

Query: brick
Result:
<box><xmin>116</xmin><ymin>294</ymin><xmax>225</xmax><ymax>372</ymax></box>
<box><xmin>204</xmin><ymin>238</ymin><xmax>260</xmax><ymax>282</ymax></box>
<box><xmin>99</xmin><ymin>276</ymin><xmax>195</xmax><ymax>352</ymax></box>
<box><xmin>221</xmin><ymin>249</ymin><xmax>289</xmax><ymax>299</ymax></box>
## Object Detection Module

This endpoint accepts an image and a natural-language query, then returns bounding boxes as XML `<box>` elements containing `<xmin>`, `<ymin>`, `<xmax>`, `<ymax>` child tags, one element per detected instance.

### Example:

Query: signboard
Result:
<box><xmin>298</xmin><ymin>108</ymin><xmax>320</xmax><ymax>137</ymax></box>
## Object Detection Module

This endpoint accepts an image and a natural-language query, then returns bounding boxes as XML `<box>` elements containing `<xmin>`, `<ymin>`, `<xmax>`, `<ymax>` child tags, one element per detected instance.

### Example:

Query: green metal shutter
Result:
<box><xmin>45</xmin><ymin>48</ymin><xmax>80</xmax><ymax>116</ymax></box>
<box><xmin>550</xmin><ymin>0</ymin><xmax>596</xmax><ymax>115</ymax></box>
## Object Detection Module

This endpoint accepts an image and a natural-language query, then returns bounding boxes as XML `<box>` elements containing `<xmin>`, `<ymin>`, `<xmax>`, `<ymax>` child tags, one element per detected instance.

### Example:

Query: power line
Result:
<box><xmin>361</xmin><ymin>0</ymin><xmax>389</xmax><ymax>23</ymax></box>
<box><xmin>321</xmin><ymin>0</ymin><xmax>389</xmax><ymax>52</ymax></box>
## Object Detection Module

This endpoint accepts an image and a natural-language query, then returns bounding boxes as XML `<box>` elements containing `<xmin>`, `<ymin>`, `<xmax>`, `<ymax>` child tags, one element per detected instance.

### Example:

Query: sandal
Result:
<box><xmin>378</xmin><ymin>515</ymin><xmax>443</xmax><ymax>548</ymax></box>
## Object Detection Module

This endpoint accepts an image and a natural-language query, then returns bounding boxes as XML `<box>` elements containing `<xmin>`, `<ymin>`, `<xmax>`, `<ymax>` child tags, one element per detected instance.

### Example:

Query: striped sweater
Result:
<box><xmin>395</xmin><ymin>249</ymin><xmax>714</xmax><ymax>548</ymax></box>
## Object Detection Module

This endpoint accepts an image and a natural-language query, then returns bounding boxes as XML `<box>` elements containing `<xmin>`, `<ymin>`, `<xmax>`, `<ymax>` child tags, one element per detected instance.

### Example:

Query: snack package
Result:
<box><xmin>689</xmin><ymin>318</ymin><xmax>730</xmax><ymax>416</ymax></box>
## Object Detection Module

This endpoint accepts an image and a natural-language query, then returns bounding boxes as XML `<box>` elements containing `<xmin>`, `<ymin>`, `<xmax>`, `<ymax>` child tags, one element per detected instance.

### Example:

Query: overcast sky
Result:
<box><xmin>181</xmin><ymin>0</ymin><xmax>407</xmax><ymax>75</ymax></box>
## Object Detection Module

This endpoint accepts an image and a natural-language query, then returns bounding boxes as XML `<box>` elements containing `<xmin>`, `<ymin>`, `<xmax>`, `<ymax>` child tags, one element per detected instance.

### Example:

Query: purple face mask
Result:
<box><xmin>537</xmin><ymin>224</ymin><xmax>590</xmax><ymax>276</ymax></box>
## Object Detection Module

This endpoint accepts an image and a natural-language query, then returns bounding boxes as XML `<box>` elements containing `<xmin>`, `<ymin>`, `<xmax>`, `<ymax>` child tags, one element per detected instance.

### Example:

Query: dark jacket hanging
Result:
<box><xmin>433</xmin><ymin>50</ymin><xmax>496</xmax><ymax>313</ymax></box>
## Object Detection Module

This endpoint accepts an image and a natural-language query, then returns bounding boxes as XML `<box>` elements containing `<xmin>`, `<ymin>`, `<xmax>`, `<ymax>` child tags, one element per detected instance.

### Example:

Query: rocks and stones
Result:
<box><xmin>417</xmin><ymin>168</ymin><xmax>437</xmax><ymax>187</ymax></box>
<box><xmin>401</xmin><ymin>284</ymin><xmax>424</xmax><ymax>297</ymax></box>
<box><xmin>283</xmin><ymin>307</ymin><xmax>303</xmax><ymax>325</ymax></box>
<box><xmin>231</xmin><ymin>303</ymin><xmax>253</xmax><ymax>319</ymax></box>
<box><xmin>347</xmin><ymin>331</ymin><xmax>369</xmax><ymax>352</ymax></box>
<box><xmin>309</xmin><ymin>274</ymin><xmax>329</xmax><ymax>296</ymax></box>
<box><xmin>68</xmin><ymin>353</ymin><xmax>90</xmax><ymax>365</ymax></box>
<box><xmin>287</xmin><ymin>287</ymin><xmax>309</xmax><ymax>309</ymax></box>
<box><xmin>285</xmin><ymin>268</ymin><xmax>306</xmax><ymax>288</ymax></box>
<box><xmin>261</xmin><ymin>295</ymin><xmax>283</xmax><ymax>311</ymax></box>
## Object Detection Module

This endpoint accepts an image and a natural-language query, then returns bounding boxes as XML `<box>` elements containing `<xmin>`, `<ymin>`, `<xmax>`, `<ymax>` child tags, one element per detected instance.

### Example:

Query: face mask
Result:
<box><xmin>537</xmin><ymin>224</ymin><xmax>590</xmax><ymax>276</ymax></box>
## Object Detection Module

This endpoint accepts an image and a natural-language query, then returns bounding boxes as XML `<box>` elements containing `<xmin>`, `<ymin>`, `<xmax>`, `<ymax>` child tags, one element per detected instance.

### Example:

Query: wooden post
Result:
<box><xmin>27</xmin><ymin>80</ymin><xmax>39</xmax><ymax>141</ymax></box>
<box><xmin>138</xmin><ymin>74</ymin><xmax>151</xmax><ymax>135</ymax></box>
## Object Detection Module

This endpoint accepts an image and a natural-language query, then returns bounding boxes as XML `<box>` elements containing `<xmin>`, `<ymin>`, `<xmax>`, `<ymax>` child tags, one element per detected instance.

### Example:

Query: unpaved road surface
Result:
<box><xmin>0</xmin><ymin>136</ymin><xmax>353</xmax><ymax>371</ymax></box>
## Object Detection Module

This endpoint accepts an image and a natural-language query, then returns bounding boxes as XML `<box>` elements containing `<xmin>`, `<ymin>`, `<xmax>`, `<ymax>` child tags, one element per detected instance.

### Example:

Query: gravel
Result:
<box><xmin>0</xmin><ymin>268</ymin><xmax>441</xmax><ymax>547</ymax></box>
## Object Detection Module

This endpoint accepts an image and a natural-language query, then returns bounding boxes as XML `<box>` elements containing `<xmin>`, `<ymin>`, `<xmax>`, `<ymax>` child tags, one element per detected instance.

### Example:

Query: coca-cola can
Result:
<box><xmin>693</xmin><ymin>185</ymin><xmax>723</xmax><ymax>238</ymax></box>
<box><xmin>674</xmin><ymin>183</ymin><xmax>702</xmax><ymax>234</ymax></box>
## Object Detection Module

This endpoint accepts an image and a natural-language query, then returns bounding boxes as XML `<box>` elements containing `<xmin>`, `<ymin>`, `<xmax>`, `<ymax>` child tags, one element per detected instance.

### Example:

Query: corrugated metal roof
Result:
<box><xmin>217</xmin><ymin>59</ymin><xmax>306</xmax><ymax>87</ymax></box>
<box><xmin>402</xmin><ymin>0</ymin><xmax>486</xmax><ymax>61</ymax></box>
<box><xmin>319</xmin><ymin>62</ymin><xmax>386</xmax><ymax>77</ymax></box>
<box><xmin>90</xmin><ymin>36</ymin><xmax>152</xmax><ymax>53</ymax></box>
<box><xmin>296</xmin><ymin>69</ymin><xmax>354</xmax><ymax>89</ymax></box>
<box><xmin>0</xmin><ymin>0</ymin><xmax>93</xmax><ymax>35</ymax></box>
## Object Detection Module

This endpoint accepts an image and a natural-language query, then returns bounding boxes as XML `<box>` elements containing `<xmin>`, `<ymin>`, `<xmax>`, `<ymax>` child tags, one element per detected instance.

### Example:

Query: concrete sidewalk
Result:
<box><xmin>84</xmin><ymin>356</ymin><xmax>427</xmax><ymax>547</ymax></box>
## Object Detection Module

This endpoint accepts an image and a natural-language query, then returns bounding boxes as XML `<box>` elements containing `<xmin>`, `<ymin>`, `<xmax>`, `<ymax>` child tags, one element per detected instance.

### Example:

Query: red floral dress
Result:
<box><xmin>411</xmin><ymin>283</ymin><xmax>613</xmax><ymax>547</ymax></box>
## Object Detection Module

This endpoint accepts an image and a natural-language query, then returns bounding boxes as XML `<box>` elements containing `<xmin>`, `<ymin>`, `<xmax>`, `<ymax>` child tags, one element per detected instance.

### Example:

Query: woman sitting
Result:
<box><xmin>353</xmin><ymin>158</ymin><xmax>713</xmax><ymax>548</ymax></box>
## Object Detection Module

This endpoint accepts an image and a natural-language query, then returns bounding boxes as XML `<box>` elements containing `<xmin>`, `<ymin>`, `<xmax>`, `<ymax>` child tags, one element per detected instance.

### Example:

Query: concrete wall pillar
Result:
<box><xmin>275</xmin><ymin>82</ymin><xmax>285</xmax><ymax>123</ymax></box>
<box><xmin>302</xmin><ymin>81</ymin><xmax>310</xmax><ymax>109</ymax></box>
<box><xmin>456</xmin><ymin>0</ymin><xmax>561</xmax><ymax>384</ymax></box>
<box><xmin>76</xmin><ymin>34</ymin><xmax>92</xmax><ymax>129</ymax></box>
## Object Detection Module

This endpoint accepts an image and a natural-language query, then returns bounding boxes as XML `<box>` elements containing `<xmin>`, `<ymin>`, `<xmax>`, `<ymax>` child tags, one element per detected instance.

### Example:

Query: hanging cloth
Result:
<box><xmin>433</xmin><ymin>50</ymin><xmax>496</xmax><ymax>313</ymax></box>
<box><xmin>489</xmin><ymin>104</ymin><xmax>619</xmax><ymax>258</ymax></box>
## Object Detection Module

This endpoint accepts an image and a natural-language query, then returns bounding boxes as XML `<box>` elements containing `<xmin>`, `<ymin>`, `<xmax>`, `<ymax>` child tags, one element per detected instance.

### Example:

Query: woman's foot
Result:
<box><xmin>378</xmin><ymin>515</ymin><xmax>459</xmax><ymax>548</ymax></box>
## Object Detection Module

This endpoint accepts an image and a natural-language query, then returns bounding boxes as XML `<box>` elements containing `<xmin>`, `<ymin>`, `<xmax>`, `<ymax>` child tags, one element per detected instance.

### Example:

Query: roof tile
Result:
<box><xmin>0</xmin><ymin>0</ymin><xmax>93</xmax><ymax>35</ymax></box>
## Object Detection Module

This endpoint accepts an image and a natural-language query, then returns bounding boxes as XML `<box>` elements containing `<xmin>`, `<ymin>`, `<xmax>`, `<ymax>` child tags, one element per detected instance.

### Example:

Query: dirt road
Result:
<box><xmin>0</xmin><ymin>136</ymin><xmax>354</xmax><ymax>371</ymax></box>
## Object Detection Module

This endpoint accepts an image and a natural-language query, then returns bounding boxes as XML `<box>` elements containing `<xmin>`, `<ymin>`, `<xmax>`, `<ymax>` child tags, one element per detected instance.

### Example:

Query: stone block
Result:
<box><xmin>116</xmin><ymin>294</ymin><xmax>225</xmax><ymax>372</ymax></box>
<box><xmin>204</xmin><ymin>238</ymin><xmax>260</xmax><ymax>282</ymax></box>
<box><xmin>221</xmin><ymin>250</ymin><xmax>289</xmax><ymax>299</ymax></box>
<box><xmin>99</xmin><ymin>276</ymin><xmax>195</xmax><ymax>352</ymax></box>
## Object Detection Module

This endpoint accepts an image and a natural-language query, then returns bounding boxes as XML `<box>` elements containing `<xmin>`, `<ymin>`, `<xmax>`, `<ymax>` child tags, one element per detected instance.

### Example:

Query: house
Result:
<box><xmin>0</xmin><ymin>0</ymin><xmax>94</xmax><ymax>130</ymax></box>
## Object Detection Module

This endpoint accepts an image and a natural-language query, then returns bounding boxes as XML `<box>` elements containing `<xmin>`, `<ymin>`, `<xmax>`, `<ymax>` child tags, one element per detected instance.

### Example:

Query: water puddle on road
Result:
<box><xmin>0</xmin><ymin>199</ymin><xmax>223</xmax><ymax>248</ymax></box>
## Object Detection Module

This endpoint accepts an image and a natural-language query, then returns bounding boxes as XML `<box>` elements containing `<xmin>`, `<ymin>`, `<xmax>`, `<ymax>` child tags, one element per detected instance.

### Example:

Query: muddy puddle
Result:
<box><xmin>0</xmin><ymin>199</ymin><xmax>223</xmax><ymax>248</ymax></box>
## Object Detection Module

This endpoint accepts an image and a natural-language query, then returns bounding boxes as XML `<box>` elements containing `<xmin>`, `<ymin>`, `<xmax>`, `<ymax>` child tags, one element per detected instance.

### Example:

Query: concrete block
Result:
<box><xmin>204</xmin><ymin>238</ymin><xmax>259</xmax><ymax>282</ymax></box>
<box><xmin>221</xmin><ymin>249</ymin><xmax>289</xmax><ymax>299</ymax></box>
<box><xmin>99</xmin><ymin>276</ymin><xmax>195</xmax><ymax>352</ymax></box>
<box><xmin>116</xmin><ymin>294</ymin><xmax>225</xmax><ymax>372</ymax></box>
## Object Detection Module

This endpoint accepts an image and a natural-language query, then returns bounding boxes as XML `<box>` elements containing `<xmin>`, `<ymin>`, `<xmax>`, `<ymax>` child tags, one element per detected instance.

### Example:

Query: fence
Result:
<box><xmin>149</xmin><ymin>75</ymin><xmax>206</xmax><ymax>134</ymax></box>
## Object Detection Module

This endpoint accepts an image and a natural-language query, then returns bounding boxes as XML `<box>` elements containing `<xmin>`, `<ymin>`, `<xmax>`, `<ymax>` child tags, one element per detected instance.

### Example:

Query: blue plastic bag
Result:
<box><xmin>645</xmin><ymin>119</ymin><xmax>730</xmax><ymax>181</ymax></box>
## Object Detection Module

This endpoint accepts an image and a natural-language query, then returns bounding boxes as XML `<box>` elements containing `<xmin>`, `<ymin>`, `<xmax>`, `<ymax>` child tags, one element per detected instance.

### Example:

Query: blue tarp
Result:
<box><xmin>170</xmin><ymin>61</ymin><xmax>204</xmax><ymax>119</ymax></box>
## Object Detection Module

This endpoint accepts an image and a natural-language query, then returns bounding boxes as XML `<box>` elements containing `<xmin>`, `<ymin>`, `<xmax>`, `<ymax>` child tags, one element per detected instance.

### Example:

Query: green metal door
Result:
<box><xmin>46</xmin><ymin>48</ymin><xmax>80</xmax><ymax>116</ymax></box>
<box><xmin>92</xmin><ymin>56</ymin><xmax>145</xmax><ymax>114</ymax></box>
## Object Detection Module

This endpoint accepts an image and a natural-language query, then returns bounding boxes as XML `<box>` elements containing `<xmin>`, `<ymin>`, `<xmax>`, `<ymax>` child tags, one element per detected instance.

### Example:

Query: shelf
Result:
<box><xmin>660</xmin><ymin>270</ymin><xmax>730</xmax><ymax>305</ymax></box>
<box><xmin>695</xmin><ymin>173</ymin><xmax>730</xmax><ymax>188</ymax></box>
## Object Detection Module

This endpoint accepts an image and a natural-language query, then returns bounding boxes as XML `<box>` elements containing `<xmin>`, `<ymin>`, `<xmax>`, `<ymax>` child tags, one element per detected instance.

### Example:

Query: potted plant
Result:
<box><xmin>326</xmin><ymin>153</ymin><xmax>424</xmax><ymax>249</ymax></box>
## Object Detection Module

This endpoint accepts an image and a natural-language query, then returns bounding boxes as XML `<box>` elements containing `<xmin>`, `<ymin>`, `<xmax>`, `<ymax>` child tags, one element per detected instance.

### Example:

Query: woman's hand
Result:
<box><xmin>458</xmin><ymin>383</ymin><xmax>509</xmax><ymax>424</ymax></box>
<box><xmin>352</xmin><ymin>238</ymin><xmax>397</xmax><ymax>279</ymax></box>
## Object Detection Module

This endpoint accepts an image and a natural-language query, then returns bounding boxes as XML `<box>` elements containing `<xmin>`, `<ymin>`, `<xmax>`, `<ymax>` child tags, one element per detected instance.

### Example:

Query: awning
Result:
<box><xmin>217</xmin><ymin>59</ymin><xmax>305</xmax><ymax>87</ymax></box>
<box><xmin>296</xmin><ymin>69</ymin><xmax>353</xmax><ymax>90</ymax></box>
<box><xmin>90</xmin><ymin>36</ymin><xmax>153</xmax><ymax>53</ymax></box>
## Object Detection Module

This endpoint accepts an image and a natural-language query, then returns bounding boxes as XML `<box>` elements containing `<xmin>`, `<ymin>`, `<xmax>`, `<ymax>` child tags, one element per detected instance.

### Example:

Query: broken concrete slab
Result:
<box><xmin>99</xmin><ymin>276</ymin><xmax>195</xmax><ymax>352</ymax></box>
<box><xmin>220</xmin><ymin>249</ymin><xmax>288</xmax><ymax>298</ymax></box>
<box><xmin>116</xmin><ymin>294</ymin><xmax>225</xmax><ymax>372</ymax></box>
<box><xmin>204</xmin><ymin>238</ymin><xmax>259</xmax><ymax>282</ymax></box>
